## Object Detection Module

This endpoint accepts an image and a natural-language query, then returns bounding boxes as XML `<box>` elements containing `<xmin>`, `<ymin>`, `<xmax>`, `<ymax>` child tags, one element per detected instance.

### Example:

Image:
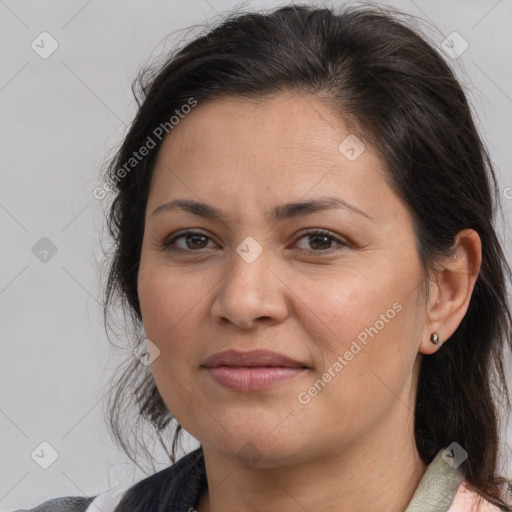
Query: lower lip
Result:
<box><xmin>205</xmin><ymin>366</ymin><xmax>307</xmax><ymax>391</ymax></box>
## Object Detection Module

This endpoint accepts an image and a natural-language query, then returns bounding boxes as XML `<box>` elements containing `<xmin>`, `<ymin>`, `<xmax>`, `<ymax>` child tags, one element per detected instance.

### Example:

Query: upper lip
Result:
<box><xmin>203</xmin><ymin>349</ymin><xmax>307</xmax><ymax>368</ymax></box>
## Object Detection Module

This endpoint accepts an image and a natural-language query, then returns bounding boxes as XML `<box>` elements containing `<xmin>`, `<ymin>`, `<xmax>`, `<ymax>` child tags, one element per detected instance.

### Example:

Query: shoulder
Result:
<box><xmin>16</xmin><ymin>448</ymin><xmax>207</xmax><ymax>512</ymax></box>
<box><xmin>11</xmin><ymin>496</ymin><xmax>96</xmax><ymax>512</ymax></box>
<box><xmin>448</xmin><ymin>482</ymin><xmax>502</xmax><ymax>512</ymax></box>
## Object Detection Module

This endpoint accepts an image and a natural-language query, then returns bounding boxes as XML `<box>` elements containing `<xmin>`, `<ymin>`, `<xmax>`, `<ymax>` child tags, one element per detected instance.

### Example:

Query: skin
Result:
<box><xmin>137</xmin><ymin>92</ymin><xmax>481</xmax><ymax>512</ymax></box>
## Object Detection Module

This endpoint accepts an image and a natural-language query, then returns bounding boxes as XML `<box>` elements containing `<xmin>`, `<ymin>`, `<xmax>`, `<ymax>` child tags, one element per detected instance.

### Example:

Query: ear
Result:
<box><xmin>419</xmin><ymin>229</ymin><xmax>482</xmax><ymax>355</ymax></box>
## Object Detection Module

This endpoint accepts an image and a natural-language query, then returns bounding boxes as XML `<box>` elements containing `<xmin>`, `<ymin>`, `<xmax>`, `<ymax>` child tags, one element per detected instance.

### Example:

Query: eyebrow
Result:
<box><xmin>151</xmin><ymin>197</ymin><xmax>374</xmax><ymax>223</ymax></box>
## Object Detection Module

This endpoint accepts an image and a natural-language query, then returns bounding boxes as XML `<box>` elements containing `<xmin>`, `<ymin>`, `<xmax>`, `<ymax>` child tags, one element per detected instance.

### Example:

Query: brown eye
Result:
<box><xmin>294</xmin><ymin>229</ymin><xmax>348</xmax><ymax>254</ymax></box>
<box><xmin>162</xmin><ymin>230</ymin><xmax>215</xmax><ymax>251</ymax></box>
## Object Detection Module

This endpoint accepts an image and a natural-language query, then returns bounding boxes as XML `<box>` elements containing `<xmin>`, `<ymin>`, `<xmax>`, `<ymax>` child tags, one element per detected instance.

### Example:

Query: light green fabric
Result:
<box><xmin>405</xmin><ymin>449</ymin><xmax>465</xmax><ymax>512</ymax></box>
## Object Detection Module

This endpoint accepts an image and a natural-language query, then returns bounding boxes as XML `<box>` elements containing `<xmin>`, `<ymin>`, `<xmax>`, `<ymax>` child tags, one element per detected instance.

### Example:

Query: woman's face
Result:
<box><xmin>137</xmin><ymin>93</ymin><xmax>430</xmax><ymax>467</ymax></box>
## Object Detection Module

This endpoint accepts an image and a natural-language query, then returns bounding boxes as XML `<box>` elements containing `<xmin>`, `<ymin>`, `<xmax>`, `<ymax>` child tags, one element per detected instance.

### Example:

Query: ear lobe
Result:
<box><xmin>418</xmin><ymin>229</ymin><xmax>482</xmax><ymax>355</ymax></box>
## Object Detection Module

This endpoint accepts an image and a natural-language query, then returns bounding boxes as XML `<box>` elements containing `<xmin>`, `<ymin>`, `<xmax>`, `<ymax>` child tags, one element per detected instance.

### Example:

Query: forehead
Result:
<box><xmin>147</xmin><ymin>93</ymin><xmax>397</xmax><ymax>224</ymax></box>
<box><xmin>159</xmin><ymin>93</ymin><xmax>357</xmax><ymax>160</ymax></box>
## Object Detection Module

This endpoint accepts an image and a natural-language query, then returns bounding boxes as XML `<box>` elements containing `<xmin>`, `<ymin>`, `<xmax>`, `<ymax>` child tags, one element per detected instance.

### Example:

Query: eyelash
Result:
<box><xmin>161</xmin><ymin>229</ymin><xmax>348</xmax><ymax>256</ymax></box>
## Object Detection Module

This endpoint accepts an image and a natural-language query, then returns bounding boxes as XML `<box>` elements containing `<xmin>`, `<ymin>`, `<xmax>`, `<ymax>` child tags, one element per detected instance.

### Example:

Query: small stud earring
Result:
<box><xmin>430</xmin><ymin>332</ymin><xmax>440</xmax><ymax>345</ymax></box>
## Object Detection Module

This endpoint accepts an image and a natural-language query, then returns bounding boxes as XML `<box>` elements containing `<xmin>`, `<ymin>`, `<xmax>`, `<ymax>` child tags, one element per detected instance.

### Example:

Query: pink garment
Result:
<box><xmin>447</xmin><ymin>482</ymin><xmax>501</xmax><ymax>511</ymax></box>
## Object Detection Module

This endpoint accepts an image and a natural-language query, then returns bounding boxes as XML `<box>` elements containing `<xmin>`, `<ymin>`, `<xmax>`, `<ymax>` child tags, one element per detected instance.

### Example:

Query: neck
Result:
<box><xmin>197</xmin><ymin>402</ymin><xmax>427</xmax><ymax>512</ymax></box>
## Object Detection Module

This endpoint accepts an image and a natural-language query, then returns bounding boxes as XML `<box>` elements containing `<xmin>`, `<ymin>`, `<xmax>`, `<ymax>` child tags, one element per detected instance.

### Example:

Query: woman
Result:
<box><xmin>16</xmin><ymin>3</ymin><xmax>512</xmax><ymax>511</ymax></box>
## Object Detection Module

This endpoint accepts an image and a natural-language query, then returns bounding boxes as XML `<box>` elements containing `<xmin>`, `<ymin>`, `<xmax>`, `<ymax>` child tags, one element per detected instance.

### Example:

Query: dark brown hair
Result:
<box><xmin>100</xmin><ymin>3</ymin><xmax>512</xmax><ymax>509</ymax></box>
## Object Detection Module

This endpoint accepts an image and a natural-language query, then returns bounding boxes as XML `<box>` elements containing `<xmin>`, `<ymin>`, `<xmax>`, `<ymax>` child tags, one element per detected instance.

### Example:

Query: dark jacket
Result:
<box><xmin>12</xmin><ymin>496</ymin><xmax>96</xmax><ymax>512</ymax></box>
<box><xmin>12</xmin><ymin>447</ymin><xmax>207</xmax><ymax>512</ymax></box>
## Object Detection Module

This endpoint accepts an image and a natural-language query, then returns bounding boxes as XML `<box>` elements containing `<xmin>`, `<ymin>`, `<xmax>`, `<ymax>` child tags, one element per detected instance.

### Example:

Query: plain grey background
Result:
<box><xmin>1</xmin><ymin>0</ymin><xmax>511</xmax><ymax>509</ymax></box>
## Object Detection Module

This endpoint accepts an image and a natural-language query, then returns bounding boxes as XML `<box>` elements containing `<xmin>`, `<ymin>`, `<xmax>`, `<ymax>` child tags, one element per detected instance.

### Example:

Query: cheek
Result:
<box><xmin>137</xmin><ymin>263</ymin><xmax>209</xmax><ymax>388</ymax></box>
<box><xmin>293</xmin><ymin>264</ymin><xmax>422</xmax><ymax>409</ymax></box>
<box><xmin>290</xmin><ymin>263</ymin><xmax>409</xmax><ymax>352</ymax></box>
<box><xmin>138</xmin><ymin>261</ymin><xmax>205</xmax><ymax>339</ymax></box>
<box><xmin>137</xmin><ymin>264</ymin><xmax>209</xmax><ymax>430</ymax></box>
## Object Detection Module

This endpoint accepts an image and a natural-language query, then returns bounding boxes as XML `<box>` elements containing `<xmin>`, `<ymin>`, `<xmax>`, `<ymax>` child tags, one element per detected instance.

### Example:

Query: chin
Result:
<box><xmin>195</xmin><ymin>421</ymin><xmax>316</xmax><ymax>468</ymax></box>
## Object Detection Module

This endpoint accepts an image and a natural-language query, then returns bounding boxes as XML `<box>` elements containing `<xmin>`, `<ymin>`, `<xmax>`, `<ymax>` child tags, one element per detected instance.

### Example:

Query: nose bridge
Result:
<box><xmin>210</xmin><ymin>239</ymin><xmax>288</xmax><ymax>328</ymax></box>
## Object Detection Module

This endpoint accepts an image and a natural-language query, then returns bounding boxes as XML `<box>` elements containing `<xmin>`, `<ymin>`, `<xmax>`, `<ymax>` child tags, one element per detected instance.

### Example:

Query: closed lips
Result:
<box><xmin>202</xmin><ymin>349</ymin><xmax>308</xmax><ymax>368</ymax></box>
<box><xmin>203</xmin><ymin>350</ymin><xmax>309</xmax><ymax>392</ymax></box>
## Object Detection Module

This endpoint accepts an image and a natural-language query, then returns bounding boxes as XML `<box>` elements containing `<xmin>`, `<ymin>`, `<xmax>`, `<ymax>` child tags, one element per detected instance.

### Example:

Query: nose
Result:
<box><xmin>210</xmin><ymin>247</ymin><xmax>289</xmax><ymax>330</ymax></box>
